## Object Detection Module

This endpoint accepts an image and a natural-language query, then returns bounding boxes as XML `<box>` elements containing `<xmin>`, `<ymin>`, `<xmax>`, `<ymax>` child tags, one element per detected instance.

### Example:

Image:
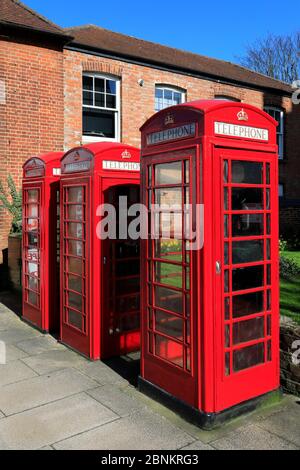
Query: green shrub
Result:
<box><xmin>0</xmin><ymin>175</ymin><xmax>22</xmax><ymax>234</ymax></box>
<box><xmin>280</xmin><ymin>255</ymin><xmax>300</xmax><ymax>279</ymax></box>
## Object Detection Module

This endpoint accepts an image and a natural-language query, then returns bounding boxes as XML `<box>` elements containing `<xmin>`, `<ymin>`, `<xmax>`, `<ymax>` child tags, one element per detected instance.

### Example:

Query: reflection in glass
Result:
<box><xmin>233</xmin><ymin>342</ymin><xmax>264</xmax><ymax>372</ymax></box>
<box><xmin>68</xmin><ymin>187</ymin><xmax>83</xmax><ymax>203</ymax></box>
<box><xmin>28</xmin><ymin>276</ymin><xmax>38</xmax><ymax>292</ymax></box>
<box><xmin>155</xmin><ymin>334</ymin><xmax>183</xmax><ymax>368</ymax></box>
<box><xmin>224</xmin><ymin>242</ymin><xmax>229</xmax><ymax>265</ymax></box>
<box><xmin>224</xmin><ymin>215</ymin><xmax>229</xmax><ymax>238</ymax></box>
<box><xmin>28</xmin><ymin>290</ymin><xmax>38</xmax><ymax>306</ymax></box>
<box><xmin>233</xmin><ymin>317</ymin><xmax>264</xmax><ymax>345</ymax></box>
<box><xmin>231</xmin><ymin>161</ymin><xmax>263</xmax><ymax>184</ymax></box>
<box><xmin>266</xmin><ymin>239</ymin><xmax>271</xmax><ymax>260</ymax></box>
<box><xmin>225</xmin><ymin>324</ymin><xmax>230</xmax><ymax>348</ymax></box>
<box><xmin>224</xmin><ymin>187</ymin><xmax>229</xmax><ymax>210</ymax></box>
<box><xmin>224</xmin><ymin>270</ymin><xmax>229</xmax><ymax>293</ymax></box>
<box><xmin>186</xmin><ymin>348</ymin><xmax>191</xmax><ymax>372</ymax></box>
<box><xmin>68</xmin><ymin>257</ymin><xmax>83</xmax><ymax>275</ymax></box>
<box><xmin>67</xmin><ymin>205</ymin><xmax>83</xmax><ymax>221</ymax></box>
<box><xmin>185</xmin><ymin>161</ymin><xmax>190</xmax><ymax>184</ymax></box>
<box><xmin>155</xmin><ymin>286</ymin><xmax>183</xmax><ymax>314</ymax></box>
<box><xmin>68</xmin><ymin>223</ymin><xmax>83</xmax><ymax>239</ymax></box>
<box><xmin>232</xmin><ymin>214</ymin><xmax>264</xmax><ymax>237</ymax></box>
<box><xmin>223</xmin><ymin>160</ymin><xmax>228</xmax><ymax>183</ymax></box>
<box><xmin>68</xmin><ymin>309</ymin><xmax>82</xmax><ymax>330</ymax></box>
<box><xmin>232</xmin><ymin>265</ymin><xmax>264</xmax><ymax>291</ymax></box>
<box><xmin>155</xmin><ymin>162</ymin><xmax>182</xmax><ymax>186</ymax></box>
<box><xmin>27</xmin><ymin>190</ymin><xmax>39</xmax><ymax>203</ymax></box>
<box><xmin>155</xmin><ymin>188</ymin><xmax>182</xmax><ymax>206</ymax></box>
<box><xmin>232</xmin><ymin>291</ymin><xmax>264</xmax><ymax>318</ymax></box>
<box><xmin>225</xmin><ymin>352</ymin><xmax>230</xmax><ymax>376</ymax></box>
<box><xmin>232</xmin><ymin>240</ymin><xmax>264</xmax><ymax>264</ymax></box>
<box><xmin>232</xmin><ymin>188</ymin><xmax>263</xmax><ymax>211</ymax></box>
<box><xmin>155</xmin><ymin>310</ymin><xmax>183</xmax><ymax>340</ymax></box>
<box><xmin>68</xmin><ymin>240</ymin><xmax>83</xmax><ymax>257</ymax></box>
<box><xmin>225</xmin><ymin>297</ymin><xmax>230</xmax><ymax>320</ymax></box>
<box><xmin>68</xmin><ymin>291</ymin><xmax>83</xmax><ymax>311</ymax></box>
<box><xmin>68</xmin><ymin>274</ymin><xmax>82</xmax><ymax>293</ymax></box>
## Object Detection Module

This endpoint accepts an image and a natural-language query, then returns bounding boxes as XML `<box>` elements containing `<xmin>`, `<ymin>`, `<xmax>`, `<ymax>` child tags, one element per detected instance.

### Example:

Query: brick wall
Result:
<box><xmin>280</xmin><ymin>321</ymin><xmax>300</xmax><ymax>397</ymax></box>
<box><xmin>0</xmin><ymin>38</ymin><xmax>65</xmax><ymax>261</ymax></box>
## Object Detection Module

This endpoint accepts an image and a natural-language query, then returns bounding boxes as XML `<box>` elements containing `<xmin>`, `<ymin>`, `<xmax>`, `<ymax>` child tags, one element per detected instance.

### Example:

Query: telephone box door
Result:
<box><xmin>102</xmin><ymin>182</ymin><xmax>140</xmax><ymax>358</ymax></box>
<box><xmin>23</xmin><ymin>184</ymin><xmax>43</xmax><ymax>328</ymax></box>
<box><xmin>214</xmin><ymin>148</ymin><xmax>279</xmax><ymax>411</ymax></box>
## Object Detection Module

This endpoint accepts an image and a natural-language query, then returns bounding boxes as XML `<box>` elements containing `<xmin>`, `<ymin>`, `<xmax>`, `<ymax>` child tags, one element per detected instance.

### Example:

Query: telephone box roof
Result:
<box><xmin>23</xmin><ymin>151</ymin><xmax>63</xmax><ymax>167</ymax></box>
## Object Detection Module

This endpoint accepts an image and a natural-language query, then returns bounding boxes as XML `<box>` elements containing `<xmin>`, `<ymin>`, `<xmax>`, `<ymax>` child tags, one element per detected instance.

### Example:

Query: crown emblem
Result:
<box><xmin>165</xmin><ymin>113</ymin><xmax>175</xmax><ymax>126</ymax></box>
<box><xmin>237</xmin><ymin>109</ymin><xmax>249</xmax><ymax>121</ymax></box>
<box><xmin>121</xmin><ymin>150</ymin><xmax>132</xmax><ymax>159</ymax></box>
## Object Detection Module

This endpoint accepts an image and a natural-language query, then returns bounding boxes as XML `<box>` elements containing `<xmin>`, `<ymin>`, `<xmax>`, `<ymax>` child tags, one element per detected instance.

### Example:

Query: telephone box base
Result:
<box><xmin>21</xmin><ymin>316</ymin><xmax>47</xmax><ymax>335</ymax></box>
<box><xmin>138</xmin><ymin>377</ymin><xmax>281</xmax><ymax>430</ymax></box>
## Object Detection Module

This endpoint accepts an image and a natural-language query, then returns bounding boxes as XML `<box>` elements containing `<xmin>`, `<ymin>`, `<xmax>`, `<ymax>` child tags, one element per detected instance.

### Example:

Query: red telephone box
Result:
<box><xmin>139</xmin><ymin>100</ymin><xmax>279</xmax><ymax>427</ymax></box>
<box><xmin>22</xmin><ymin>152</ymin><xmax>63</xmax><ymax>332</ymax></box>
<box><xmin>60</xmin><ymin>143</ymin><xmax>140</xmax><ymax>360</ymax></box>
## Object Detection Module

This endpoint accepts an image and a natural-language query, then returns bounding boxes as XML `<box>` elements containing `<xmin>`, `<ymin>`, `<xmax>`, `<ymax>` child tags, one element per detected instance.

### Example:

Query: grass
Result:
<box><xmin>280</xmin><ymin>250</ymin><xmax>300</xmax><ymax>325</ymax></box>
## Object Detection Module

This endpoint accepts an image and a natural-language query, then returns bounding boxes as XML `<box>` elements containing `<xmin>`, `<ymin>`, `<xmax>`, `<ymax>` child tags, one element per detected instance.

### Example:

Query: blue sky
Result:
<box><xmin>25</xmin><ymin>0</ymin><xmax>296</xmax><ymax>63</ymax></box>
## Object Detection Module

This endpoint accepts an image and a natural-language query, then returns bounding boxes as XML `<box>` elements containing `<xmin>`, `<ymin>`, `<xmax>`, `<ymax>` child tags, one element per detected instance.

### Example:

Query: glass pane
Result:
<box><xmin>155</xmin><ymin>286</ymin><xmax>183</xmax><ymax>314</ymax></box>
<box><xmin>28</xmin><ymin>290</ymin><xmax>38</xmax><ymax>306</ymax></box>
<box><xmin>155</xmin><ymin>162</ymin><xmax>182</xmax><ymax>186</ymax></box>
<box><xmin>154</xmin><ymin>212</ymin><xmax>182</xmax><ymax>239</ymax></box>
<box><xmin>95</xmin><ymin>78</ymin><xmax>105</xmax><ymax>92</ymax></box>
<box><xmin>68</xmin><ymin>291</ymin><xmax>83</xmax><ymax>311</ymax></box>
<box><xmin>223</xmin><ymin>160</ymin><xmax>228</xmax><ymax>183</ymax></box>
<box><xmin>184</xmin><ymin>161</ymin><xmax>189</xmax><ymax>184</ymax></box>
<box><xmin>186</xmin><ymin>348</ymin><xmax>191</xmax><ymax>372</ymax></box>
<box><xmin>266</xmin><ymin>189</ymin><xmax>270</xmax><ymax>210</ymax></box>
<box><xmin>83</xmin><ymin>76</ymin><xmax>93</xmax><ymax>90</ymax></box>
<box><xmin>266</xmin><ymin>163</ymin><xmax>270</xmax><ymax>185</ymax></box>
<box><xmin>225</xmin><ymin>297</ymin><xmax>230</xmax><ymax>320</ymax></box>
<box><xmin>149</xmin><ymin>333</ymin><xmax>153</xmax><ymax>354</ymax></box>
<box><xmin>116</xmin><ymin>241</ymin><xmax>139</xmax><ymax>259</ymax></box>
<box><xmin>68</xmin><ymin>187</ymin><xmax>83</xmax><ymax>203</ymax></box>
<box><xmin>233</xmin><ymin>343</ymin><xmax>264</xmax><ymax>372</ymax></box>
<box><xmin>232</xmin><ymin>291</ymin><xmax>264</xmax><ymax>318</ymax></box>
<box><xmin>224</xmin><ymin>270</ymin><xmax>229</xmax><ymax>293</ymax></box>
<box><xmin>95</xmin><ymin>93</ymin><xmax>105</xmax><ymax>107</ymax></box>
<box><xmin>224</xmin><ymin>242</ymin><xmax>229</xmax><ymax>265</ymax></box>
<box><xmin>68</xmin><ymin>223</ymin><xmax>83</xmax><ymax>239</ymax></box>
<box><xmin>83</xmin><ymin>108</ymin><xmax>115</xmax><ymax>138</ymax></box>
<box><xmin>266</xmin><ymin>214</ymin><xmax>271</xmax><ymax>235</ymax></box>
<box><xmin>232</xmin><ymin>214</ymin><xmax>264</xmax><ymax>237</ymax></box>
<box><xmin>267</xmin><ymin>340</ymin><xmax>272</xmax><ymax>361</ymax></box>
<box><xmin>154</xmin><ymin>262</ymin><xmax>182</xmax><ymax>288</ymax></box>
<box><xmin>225</xmin><ymin>352</ymin><xmax>230</xmax><ymax>376</ymax></box>
<box><xmin>231</xmin><ymin>161</ymin><xmax>263</xmax><ymax>184</ymax></box>
<box><xmin>106</xmin><ymin>94</ymin><xmax>116</xmax><ymax>109</ymax></box>
<box><xmin>224</xmin><ymin>187</ymin><xmax>229</xmax><ymax>210</ymax></box>
<box><xmin>155</xmin><ymin>310</ymin><xmax>183</xmax><ymax>340</ymax></box>
<box><xmin>27</xmin><ymin>189</ymin><xmax>39</xmax><ymax>203</ymax></box>
<box><xmin>68</xmin><ymin>274</ymin><xmax>82</xmax><ymax>294</ymax></box>
<box><xmin>67</xmin><ymin>205</ymin><xmax>84</xmax><ymax>221</ymax></box>
<box><xmin>267</xmin><ymin>315</ymin><xmax>271</xmax><ymax>336</ymax></box>
<box><xmin>68</xmin><ymin>240</ymin><xmax>83</xmax><ymax>257</ymax></box>
<box><xmin>155</xmin><ymin>239</ymin><xmax>182</xmax><ymax>262</ymax></box>
<box><xmin>232</xmin><ymin>240</ymin><xmax>264</xmax><ymax>264</ymax></box>
<box><xmin>225</xmin><ymin>324</ymin><xmax>230</xmax><ymax>348</ymax></box>
<box><xmin>83</xmin><ymin>91</ymin><xmax>93</xmax><ymax>106</ymax></box>
<box><xmin>232</xmin><ymin>188</ymin><xmax>263</xmax><ymax>211</ymax></box>
<box><xmin>106</xmin><ymin>79</ymin><xmax>116</xmax><ymax>94</ymax></box>
<box><xmin>68</xmin><ymin>257</ymin><xmax>83</xmax><ymax>275</ymax></box>
<box><xmin>27</xmin><ymin>261</ymin><xmax>38</xmax><ymax>277</ymax></box>
<box><xmin>267</xmin><ymin>290</ymin><xmax>271</xmax><ymax>311</ymax></box>
<box><xmin>155</xmin><ymin>188</ymin><xmax>182</xmax><ymax>206</ymax></box>
<box><xmin>266</xmin><ymin>239</ymin><xmax>271</xmax><ymax>260</ymax></box>
<box><xmin>267</xmin><ymin>264</ymin><xmax>271</xmax><ymax>285</ymax></box>
<box><xmin>155</xmin><ymin>335</ymin><xmax>183</xmax><ymax>368</ymax></box>
<box><xmin>232</xmin><ymin>265</ymin><xmax>264</xmax><ymax>291</ymax></box>
<box><xmin>233</xmin><ymin>317</ymin><xmax>264</xmax><ymax>345</ymax></box>
<box><xmin>68</xmin><ymin>309</ymin><xmax>82</xmax><ymax>330</ymax></box>
<box><xmin>224</xmin><ymin>215</ymin><xmax>229</xmax><ymax>238</ymax></box>
<box><xmin>28</xmin><ymin>276</ymin><xmax>38</xmax><ymax>292</ymax></box>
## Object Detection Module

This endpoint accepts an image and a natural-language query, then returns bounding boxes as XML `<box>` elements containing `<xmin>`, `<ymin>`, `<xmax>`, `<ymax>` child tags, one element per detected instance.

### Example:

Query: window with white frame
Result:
<box><xmin>155</xmin><ymin>85</ymin><xmax>185</xmax><ymax>111</ymax></box>
<box><xmin>82</xmin><ymin>74</ymin><xmax>120</xmax><ymax>141</ymax></box>
<box><xmin>264</xmin><ymin>107</ymin><xmax>285</xmax><ymax>159</ymax></box>
<box><xmin>279</xmin><ymin>184</ymin><xmax>284</xmax><ymax>198</ymax></box>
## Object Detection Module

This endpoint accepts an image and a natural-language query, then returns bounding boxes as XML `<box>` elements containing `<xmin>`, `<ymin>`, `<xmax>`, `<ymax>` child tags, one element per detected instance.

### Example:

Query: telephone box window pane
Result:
<box><xmin>27</xmin><ymin>190</ymin><xmax>39</xmax><ymax>203</ymax></box>
<box><xmin>116</xmin><ymin>241</ymin><xmax>139</xmax><ymax>259</ymax></box>
<box><xmin>232</xmin><ymin>188</ymin><xmax>263</xmax><ymax>211</ymax></box>
<box><xmin>68</xmin><ymin>274</ymin><xmax>82</xmax><ymax>294</ymax></box>
<box><xmin>154</xmin><ymin>212</ymin><xmax>182</xmax><ymax>238</ymax></box>
<box><xmin>155</xmin><ymin>239</ymin><xmax>182</xmax><ymax>261</ymax></box>
<box><xmin>225</xmin><ymin>324</ymin><xmax>230</xmax><ymax>348</ymax></box>
<box><xmin>224</xmin><ymin>215</ymin><xmax>229</xmax><ymax>238</ymax></box>
<box><xmin>224</xmin><ymin>242</ymin><xmax>229</xmax><ymax>265</ymax></box>
<box><xmin>233</xmin><ymin>317</ymin><xmax>264</xmax><ymax>345</ymax></box>
<box><xmin>155</xmin><ymin>310</ymin><xmax>184</xmax><ymax>340</ymax></box>
<box><xmin>28</xmin><ymin>276</ymin><xmax>38</xmax><ymax>292</ymax></box>
<box><xmin>266</xmin><ymin>214</ymin><xmax>271</xmax><ymax>235</ymax></box>
<box><xmin>224</xmin><ymin>187</ymin><xmax>229</xmax><ymax>210</ymax></box>
<box><xmin>225</xmin><ymin>352</ymin><xmax>230</xmax><ymax>376</ymax></box>
<box><xmin>68</xmin><ymin>291</ymin><xmax>83</xmax><ymax>311</ymax></box>
<box><xmin>232</xmin><ymin>214</ymin><xmax>264</xmax><ymax>237</ymax></box>
<box><xmin>155</xmin><ymin>162</ymin><xmax>182</xmax><ymax>186</ymax></box>
<box><xmin>68</xmin><ymin>223</ymin><xmax>83</xmax><ymax>239</ymax></box>
<box><xmin>68</xmin><ymin>309</ymin><xmax>82</xmax><ymax>330</ymax></box>
<box><xmin>154</xmin><ymin>262</ymin><xmax>183</xmax><ymax>288</ymax></box>
<box><xmin>68</xmin><ymin>187</ymin><xmax>83</xmax><ymax>203</ymax></box>
<box><xmin>186</xmin><ymin>349</ymin><xmax>191</xmax><ymax>372</ymax></box>
<box><xmin>83</xmin><ymin>108</ymin><xmax>115</xmax><ymax>138</ymax></box>
<box><xmin>185</xmin><ymin>161</ymin><xmax>190</xmax><ymax>184</ymax></box>
<box><xmin>155</xmin><ymin>335</ymin><xmax>184</xmax><ymax>368</ymax></box>
<box><xmin>68</xmin><ymin>257</ymin><xmax>83</xmax><ymax>275</ymax></box>
<box><xmin>28</xmin><ymin>232</ymin><xmax>38</xmax><ymax>248</ymax></box>
<box><xmin>231</xmin><ymin>161</ymin><xmax>263</xmax><ymax>184</ymax></box>
<box><xmin>266</xmin><ymin>189</ymin><xmax>270</xmax><ymax>210</ymax></box>
<box><xmin>267</xmin><ymin>264</ymin><xmax>271</xmax><ymax>285</ymax></box>
<box><xmin>266</xmin><ymin>163</ymin><xmax>270</xmax><ymax>185</ymax></box>
<box><xmin>232</xmin><ymin>291</ymin><xmax>264</xmax><ymax>318</ymax></box>
<box><xmin>27</xmin><ymin>261</ymin><xmax>38</xmax><ymax>277</ymax></box>
<box><xmin>266</xmin><ymin>239</ymin><xmax>271</xmax><ymax>260</ymax></box>
<box><xmin>267</xmin><ymin>290</ymin><xmax>271</xmax><ymax>311</ymax></box>
<box><xmin>225</xmin><ymin>297</ymin><xmax>230</xmax><ymax>320</ymax></box>
<box><xmin>267</xmin><ymin>340</ymin><xmax>272</xmax><ymax>361</ymax></box>
<box><xmin>67</xmin><ymin>205</ymin><xmax>84</xmax><ymax>221</ymax></box>
<box><xmin>155</xmin><ymin>188</ymin><xmax>182</xmax><ymax>206</ymax></box>
<box><xmin>223</xmin><ymin>160</ymin><xmax>228</xmax><ymax>183</ymax></box>
<box><xmin>267</xmin><ymin>315</ymin><xmax>272</xmax><ymax>336</ymax></box>
<box><xmin>232</xmin><ymin>265</ymin><xmax>264</xmax><ymax>291</ymax></box>
<box><xmin>155</xmin><ymin>286</ymin><xmax>183</xmax><ymax>315</ymax></box>
<box><xmin>233</xmin><ymin>343</ymin><xmax>264</xmax><ymax>372</ymax></box>
<box><xmin>28</xmin><ymin>290</ymin><xmax>38</xmax><ymax>306</ymax></box>
<box><xmin>68</xmin><ymin>240</ymin><xmax>84</xmax><ymax>257</ymax></box>
<box><xmin>224</xmin><ymin>270</ymin><xmax>229</xmax><ymax>293</ymax></box>
<box><xmin>232</xmin><ymin>240</ymin><xmax>264</xmax><ymax>264</ymax></box>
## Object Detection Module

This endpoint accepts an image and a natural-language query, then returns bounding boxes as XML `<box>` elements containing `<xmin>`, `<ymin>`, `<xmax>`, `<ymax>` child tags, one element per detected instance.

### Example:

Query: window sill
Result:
<box><xmin>82</xmin><ymin>135</ymin><xmax>120</xmax><ymax>144</ymax></box>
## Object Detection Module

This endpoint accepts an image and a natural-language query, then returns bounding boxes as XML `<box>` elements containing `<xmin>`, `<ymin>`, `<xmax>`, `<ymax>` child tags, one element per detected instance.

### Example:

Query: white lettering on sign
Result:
<box><xmin>102</xmin><ymin>161</ymin><xmax>140</xmax><ymax>172</ymax></box>
<box><xmin>214</xmin><ymin>122</ymin><xmax>269</xmax><ymax>141</ymax></box>
<box><xmin>64</xmin><ymin>161</ymin><xmax>91</xmax><ymax>173</ymax></box>
<box><xmin>147</xmin><ymin>123</ymin><xmax>196</xmax><ymax>145</ymax></box>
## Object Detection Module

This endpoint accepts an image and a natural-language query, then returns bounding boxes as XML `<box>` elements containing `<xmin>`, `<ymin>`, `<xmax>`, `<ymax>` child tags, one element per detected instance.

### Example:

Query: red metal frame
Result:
<box><xmin>60</xmin><ymin>143</ymin><xmax>140</xmax><ymax>360</ymax></box>
<box><xmin>22</xmin><ymin>153</ymin><xmax>63</xmax><ymax>332</ymax></box>
<box><xmin>140</xmin><ymin>100</ymin><xmax>279</xmax><ymax>413</ymax></box>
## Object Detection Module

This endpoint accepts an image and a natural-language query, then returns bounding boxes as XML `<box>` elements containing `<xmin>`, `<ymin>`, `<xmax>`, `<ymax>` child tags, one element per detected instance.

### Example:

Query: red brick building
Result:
<box><xmin>0</xmin><ymin>0</ymin><xmax>299</xmax><ymax>261</ymax></box>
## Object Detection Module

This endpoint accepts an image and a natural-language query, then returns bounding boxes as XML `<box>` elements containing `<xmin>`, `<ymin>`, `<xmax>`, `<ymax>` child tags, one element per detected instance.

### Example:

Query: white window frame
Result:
<box><xmin>82</xmin><ymin>73</ymin><xmax>121</xmax><ymax>143</ymax></box>
<box><xmin>264</xmin><ymin>106</ymin><xmax>285</xmax><ymax>160</ymax></box>
<box><xmin>155</xmin><ymin>85</ymin><xmax>186</xmax><ymax>111</ymax></box>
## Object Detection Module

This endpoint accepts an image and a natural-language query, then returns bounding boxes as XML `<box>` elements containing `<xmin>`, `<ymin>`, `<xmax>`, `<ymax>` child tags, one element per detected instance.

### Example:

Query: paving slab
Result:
<box><xmin>180</xmin><ymin>441</ymin><xmax>215</xmax><ymax>450</ymax></box>
<box><xmin>0</xmin><ymin>411</ymin><xmax>4</xmax><ymax>419</ymax></box>
<box><xmin>0</xmin><ymin>326</ymin><xmax>41</xmax><ymax>345</ymax></box>
<box><xmin>16</xmin><ymin>336</ymin><xmax>64</xmax><ymax>355</ymax></box>
<box><xmin>53</xmin><ymin>407</ymin><xmax>194</xmax><ymax>450</ymax></box>
<box><xmin>0</xmin><ymin>315</ymin><xmax>21</xmax><ymax>331</ymax></box>
<box><xmin>3</xmin><ymin>344</ymin><xmax>29</xmax><ymax>362</ymax></box>
<box><xmin>21</xmin><ymin>349</ymin><xmax>89</xmax><ymax>375</ymax></box>
<box><xmin>77</xmin><ymin>361</ymin><xmax>129</xmax><ymax>386</ymax></box>
<box><xmin>211</xmin><ymin>423</ymin><xmax>299</xmax><ymax>450</ymax></box>
<box><xmin>256</xmin><ymin>397</ymin><xmax>300</xmax><ymax>448</ymax></box>
<box><xmin>0</xmin><ymin>368</ymin><xmax>99</xmax><ymax>415</ymax></box>
<box><xmin>0</xmin><ymin>393</ymin><xmax>118</xmax><ymax>450</ymax></box>
<box><xmin>87</xmin><ymin>385</ymin><xmax>146</xmax><ymax>417</ymax></box>
<box><xmin>0</xmin><ymin>360</ymin><xmax>37</xmax><ymax>386</ymax></box>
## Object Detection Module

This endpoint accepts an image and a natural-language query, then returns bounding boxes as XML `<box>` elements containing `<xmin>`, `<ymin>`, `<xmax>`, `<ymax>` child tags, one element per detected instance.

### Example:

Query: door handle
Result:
<box><xmin>216</xmin><ymin>261</ymin><xmax>221</xmax><ymax>275</ymax></box>
<box><xmin>103</xmin><ymin>257</ymin><xmax>107</xmax><ymax>265</ymax></box>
